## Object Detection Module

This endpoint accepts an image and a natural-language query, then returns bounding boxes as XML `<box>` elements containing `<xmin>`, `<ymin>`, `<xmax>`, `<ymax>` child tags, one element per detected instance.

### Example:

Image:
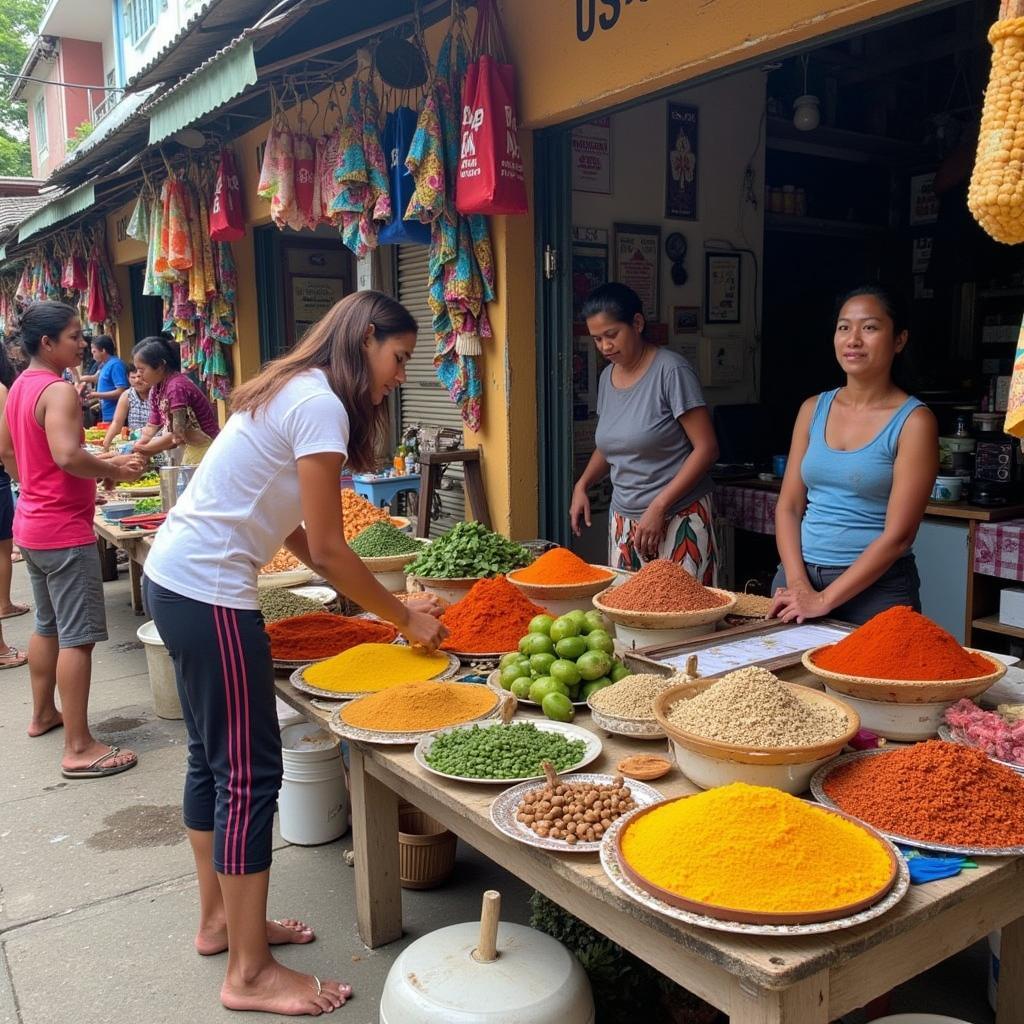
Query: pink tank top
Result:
<box><xmin>7</xmin><ymin>370</ymin><xmax>96</xmax><ymax>550</ymax></box>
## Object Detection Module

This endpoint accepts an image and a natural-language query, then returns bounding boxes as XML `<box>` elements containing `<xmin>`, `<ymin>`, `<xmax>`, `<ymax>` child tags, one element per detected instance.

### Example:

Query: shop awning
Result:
<box><xmin>18</xmin><ymin>183</ymin><xmax>96</xmax><ymax>243</ymax></box>
<box><xmin>147</xmin><ymin>37</ymin><xmax>258</xmax><ymax>146</ymax></box>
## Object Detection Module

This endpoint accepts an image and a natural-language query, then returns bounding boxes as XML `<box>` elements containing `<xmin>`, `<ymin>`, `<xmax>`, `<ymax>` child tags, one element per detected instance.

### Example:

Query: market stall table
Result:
<box><xmin>93</xmin><ymin>511</ymin><xmax>158</xmax><ymax>614</ymax></box>
<box><xmin>275</xmin><ymin>675</ymin><xmax>1024</xmax><ymax>1024</ymax></box>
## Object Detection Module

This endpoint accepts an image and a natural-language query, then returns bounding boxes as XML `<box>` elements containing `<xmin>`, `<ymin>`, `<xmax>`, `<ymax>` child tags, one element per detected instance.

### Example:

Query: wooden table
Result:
<box><xmin>275</xmin><ymin>677</ymin><xmax>1024</xmax><ymax>1023</ymax></box>
<box><xmin>93</xmin><ymin>513</ymin><xmax>158</xmax><ymax>614</ymax></box>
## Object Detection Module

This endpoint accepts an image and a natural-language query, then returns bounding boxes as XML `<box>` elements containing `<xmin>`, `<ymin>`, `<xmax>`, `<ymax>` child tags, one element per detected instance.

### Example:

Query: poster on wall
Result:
<box><xmin>909</xmin><ymin>173</ymin><xmax>939</xmax><ymax>225</ymax></box>
<box><xmin>292</xmin><ymin>276</ymin><xmax>346</xmax><ymax>341</ymax></box>
<box><xmin>571</xmin><ymin>227</ymin><xmax>609</xmax><ymax>321</ymax></box>
<box><xmin>705</xmin><ymin>252</ymin><xmax>741</xmax><ymax>324</ymax></box>
<box><xmin>614</xmin><ymin>223</ymin><xmax>660</xmax><ymax>321</ymax></box>
<box><xmin>571</xmin><ymin>118</ymin><xmax>612</xmax><ymax>194</ymax></box>
<box><xmin>665</xmin><ymin>103</ymin><xmax>698</xmax><ymax>220</ymax></box>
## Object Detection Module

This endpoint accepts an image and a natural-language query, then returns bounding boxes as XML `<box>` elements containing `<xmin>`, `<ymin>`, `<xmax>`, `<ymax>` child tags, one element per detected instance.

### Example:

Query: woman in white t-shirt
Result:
<box><xmin>143</xmin><ymin>291</ymin><xmax>447</xmax><ymax>1017</ymax></box>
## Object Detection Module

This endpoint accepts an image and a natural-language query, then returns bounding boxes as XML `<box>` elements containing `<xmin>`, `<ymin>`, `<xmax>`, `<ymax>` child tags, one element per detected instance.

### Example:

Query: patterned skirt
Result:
<box><xmin>609</xmin><ymin>494</ymin><xmax>718</xmax><ymax>585</ymax></box>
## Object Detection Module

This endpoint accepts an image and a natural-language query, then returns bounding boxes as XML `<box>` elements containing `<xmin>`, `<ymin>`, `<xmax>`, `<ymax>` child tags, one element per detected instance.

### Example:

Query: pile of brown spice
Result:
<box><xmin>599</xmin><ymin>559</ymin><xmax>725</xmax><ymax>613</ymax></box>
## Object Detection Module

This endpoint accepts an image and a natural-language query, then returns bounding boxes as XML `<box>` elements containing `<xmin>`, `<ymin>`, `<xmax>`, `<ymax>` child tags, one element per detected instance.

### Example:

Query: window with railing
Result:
<box><xmin>124</xmin><ymin>0</ymin><xmax>158</xmax><ymax>46</ymax></box>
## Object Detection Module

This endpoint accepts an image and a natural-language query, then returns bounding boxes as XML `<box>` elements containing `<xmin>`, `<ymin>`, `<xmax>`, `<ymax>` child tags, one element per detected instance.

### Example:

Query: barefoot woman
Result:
<box><xmin>143</xmin><ymin>291</ymin><xmax>447</xmax><ymax>1015</ymax></box>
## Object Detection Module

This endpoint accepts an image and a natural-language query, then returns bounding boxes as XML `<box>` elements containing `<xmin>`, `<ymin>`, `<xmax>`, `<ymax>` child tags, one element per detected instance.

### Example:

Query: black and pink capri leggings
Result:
<box><xmin>144</xmin><ymin>576</ymin><xmax>282</xmax><ymax>874</ymax></box>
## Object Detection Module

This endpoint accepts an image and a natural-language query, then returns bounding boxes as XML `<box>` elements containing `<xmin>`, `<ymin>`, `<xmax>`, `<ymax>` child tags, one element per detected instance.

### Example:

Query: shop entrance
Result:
<box><xmin>127</xmin><ymin>262</ymin><xmax>164</xmax><ymax>344</ymax></box>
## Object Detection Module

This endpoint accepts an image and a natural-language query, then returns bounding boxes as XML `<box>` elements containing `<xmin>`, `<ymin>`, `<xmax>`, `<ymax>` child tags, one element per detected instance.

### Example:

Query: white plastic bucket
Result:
<box><xmin>136</xmin><ymin>621</ymin><xmax>183</xmax><ymax>720</ymax></box>
<box><xmin>278</xmin><ymin>723</ymin><xmax>349</xmax><ymax>846</ymax></box>
<box><xmin>869</xmin><ymin>1017</ymin><xmax>973</xmax><ymax>1023</ymax></box>
<box><xmin>989</xmin><ymin>929</ymin><xmax>1001</xmax><ymax>1012</ymax></box>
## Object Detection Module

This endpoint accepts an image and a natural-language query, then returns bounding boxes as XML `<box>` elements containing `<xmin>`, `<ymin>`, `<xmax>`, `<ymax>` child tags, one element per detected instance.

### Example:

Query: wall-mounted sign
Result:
<box><xmin>571</xmin><ymin>118</ymin><xmax>612</xmax><ymax>194</ymax></box>
<box><xmin>614</xmin><ymin>223</ymin><xmax>660</xmax><ymax>322</ymax></box>
<box><xmin>666</xmin><ymin>102</ymin><xmax>698</xmax><ymax>220</ymax></box>
<box><xmin>576</xmin><ymin>0</ymin><xmax>652</xmax><ymax>42</ymax></box>
<box><xmin>705</xmin><ymin>252</ymin><xmax>741</xmax><ymax>325</ymax></box>
<box><xmin>909</xmin><ymin>173</ymin><xmax>939</xmax><ymax>226</ymax></box>
<box><xmin>572</xmin><ymin>226</ymin><xmax>609</xmax><ymax>321</ymax></box>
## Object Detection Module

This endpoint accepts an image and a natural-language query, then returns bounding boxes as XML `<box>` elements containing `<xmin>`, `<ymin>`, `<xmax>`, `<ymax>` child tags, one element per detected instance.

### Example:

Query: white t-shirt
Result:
<box><xmin>145</xmin><ymin>369</ymin><xmax>349</xmax><ymax>609</ymax></box>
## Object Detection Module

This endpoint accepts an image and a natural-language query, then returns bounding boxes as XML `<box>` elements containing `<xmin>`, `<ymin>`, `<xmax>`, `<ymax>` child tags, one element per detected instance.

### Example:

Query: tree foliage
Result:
<box><xmin>0</xmin><ymin>0</ymin><xmax>49</xmax><ymax>175</ymax></box>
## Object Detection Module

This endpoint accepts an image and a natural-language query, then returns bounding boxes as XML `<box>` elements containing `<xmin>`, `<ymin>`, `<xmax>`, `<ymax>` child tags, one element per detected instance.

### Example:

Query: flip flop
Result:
<box><xmin>0</xmin><ymin>605</ymin><xmax>29</xmax><ymax>620</ymax></box>
<box><xmin>0</xmin><ymin>645</ymin><xmax>27</xmax><ymax>670</ymax></box>
<box><xmin>10</xmin><ymin>553</ymin><xmax>22</xmax><ymax>563</ymax></box>
<box><xmin>61</xmin><ymin>745</ymin><xmax>138</xmax><ymax>780</ymax></box>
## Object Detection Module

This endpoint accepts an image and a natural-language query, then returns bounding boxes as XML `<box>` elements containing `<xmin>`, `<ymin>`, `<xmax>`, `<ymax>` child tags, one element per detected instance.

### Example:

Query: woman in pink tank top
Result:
<box><xmin>0</xmin><ymin>302</ymin><xmax>145</xmax><ymax>780</ymax></box>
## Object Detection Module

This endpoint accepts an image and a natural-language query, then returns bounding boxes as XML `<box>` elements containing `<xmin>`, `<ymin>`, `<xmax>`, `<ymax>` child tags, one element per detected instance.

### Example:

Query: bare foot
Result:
<box><xmin>221</xmin><ymin>959</ymin><xmax>351</xmax><ymax>1016</ymax></box>
<box><xmin>0</xmin><ymin>603</ymin><xmax>28</xmax><ymax>618</ymax></box>
<box><xmin>28</xmin><ymin>711</ymin><xmax>63</xmax><ymax>737</ymax></box>
<box><xmin>196</xmin><ymin>918</ymin><xmax>315</xmax><ymax>956</ymax></box>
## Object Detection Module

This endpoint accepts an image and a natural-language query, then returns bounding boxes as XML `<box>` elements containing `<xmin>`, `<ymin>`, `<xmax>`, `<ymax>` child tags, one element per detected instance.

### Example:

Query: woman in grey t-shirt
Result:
<box><xmin>571</xmin><ymin>283</ymin><xmax>720</xmax><ymax>579</ymax></box>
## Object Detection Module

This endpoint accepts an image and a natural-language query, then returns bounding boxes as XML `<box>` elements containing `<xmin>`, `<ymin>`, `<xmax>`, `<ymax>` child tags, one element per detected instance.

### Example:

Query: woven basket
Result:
<box><xmin>592</xmin><ymin>586</ymin><xmax>736</xmax><ymax>629</ymax></box>
<box><xmin>969</xmin><ymin>13</ymin><xmax>1024</xmax><ymax>242</ymax></box>
<box><xmin>398</xmin><ymin>806</ymin><xmax>457</xmax><ymax>890</ymax></box>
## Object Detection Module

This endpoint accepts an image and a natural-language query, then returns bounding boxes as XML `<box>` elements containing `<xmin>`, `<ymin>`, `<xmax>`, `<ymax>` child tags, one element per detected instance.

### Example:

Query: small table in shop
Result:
<box><xmin>93</xmin><ymin>513</ymin><xmax>158</xmax><ymax>615</ymax></box>
<box><xmin>351</xmin><ymin>474</ymin><xmax>421</xmax><ymax>509</ymax></box>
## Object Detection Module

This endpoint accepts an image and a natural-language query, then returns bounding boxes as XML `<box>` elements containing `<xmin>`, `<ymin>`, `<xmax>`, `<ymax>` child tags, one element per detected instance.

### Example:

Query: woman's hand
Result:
<box><xmin>403</xmin><ymin>593</ymin><xmax>446</xmax><ymax>619</ymax></box>
<box><xmin>569</xmin><ymin>486</ymin><xmax>592</xmax><ymax>537</ymax></box>
<box><xmin>770</xmin><ymin>582</ymin><xmax>830</xmax><ymax>624</ymax></box>
<box><xmin>399</xmin><ymin>608</ymin><xmax>449</xmax><ymax>651</ymax></box>
<box><xmin>633</xmin><ymin>503</ymin><xmax>668</xmax><ymax>561</ymax></box>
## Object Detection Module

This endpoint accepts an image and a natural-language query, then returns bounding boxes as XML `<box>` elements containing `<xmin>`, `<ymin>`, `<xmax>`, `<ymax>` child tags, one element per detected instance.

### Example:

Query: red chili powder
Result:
<box><xmin>266</xmin><ymin>613</ymin><xmax>397</xmax><ymax>661</ymax></box>
<box><xmin>823</xmin><ymin>740</ymin><xmax>1024</xmax><ymax>847</ymax></box>
<box><xmin>600</xmin><ymin>559</ymin><xmax>725</xmax><ymax>613</ymax></box>
<box><xmin>812</xmin><ymin>606</ymin><xmax>992</xmax><ymax>681</ymax></box>
<box><xmin>441</xmin><ymin>575</ymin><xmax>548</xmax><ymax>653</ymax></box>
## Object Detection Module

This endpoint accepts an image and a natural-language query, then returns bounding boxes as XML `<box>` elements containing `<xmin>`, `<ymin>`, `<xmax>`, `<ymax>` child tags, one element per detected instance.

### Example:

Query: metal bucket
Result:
<box><xmin>159</xmin><ymin>464</ymin><xmax>197</xmax><ymax>511</ymax></box>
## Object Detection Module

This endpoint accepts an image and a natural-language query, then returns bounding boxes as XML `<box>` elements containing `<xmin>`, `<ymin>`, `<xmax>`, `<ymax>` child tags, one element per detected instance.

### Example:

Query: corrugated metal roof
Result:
<box><xmin>18</xmin><ymin>183</ymin><xmax>95</xmax><ymax>243</ymax></box>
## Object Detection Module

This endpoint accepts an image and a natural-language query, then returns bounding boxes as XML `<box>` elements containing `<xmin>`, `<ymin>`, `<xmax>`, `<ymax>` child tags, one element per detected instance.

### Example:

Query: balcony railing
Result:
<box><xmin>90</xmin><ymin>88</ymin><xmax>123</xmax><ymax>124</ymax></box>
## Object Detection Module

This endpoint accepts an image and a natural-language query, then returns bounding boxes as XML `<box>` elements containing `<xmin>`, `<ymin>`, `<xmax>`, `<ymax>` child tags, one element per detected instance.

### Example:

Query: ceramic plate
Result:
<box><xmin>600</xmin><ymin>807</ymin><xmax>911</xmax><ymax>935</ymax></box>
<box><xmin>587</xmin><ymin>704</ymin><xmax>666</xmax><ymax>740</ymax></box>
<box><xmin>413</xmin><ymin>719</ymin><xmax>603</xmax><ymax>784</ymax></box>
<box><xmin>287</xmin><ymin>651</ymin><xmax>460</xmax><ymax>700</ymax></box>
<box><xmin>490</xmin><ymin>774</ymin><xmax>663</xmax><ymax>853</ymax></box>
<box><xmin>811</xmin><ymin>749</ymin><xmax>1024</xmax><ymax>856</ymax></box>
<box><xmin>937</xmin><ymin>723</ymin><xmax>1024</xmax><ymax>776</ymax></box>
<box><xmin>288</xmin><ymin>585</ymin><xmax>337</xmax><ymax>605</ymax></box>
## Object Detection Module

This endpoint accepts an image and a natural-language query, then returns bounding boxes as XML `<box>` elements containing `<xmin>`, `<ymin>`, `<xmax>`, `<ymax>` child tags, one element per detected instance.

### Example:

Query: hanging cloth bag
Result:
<box><xmin>209</xmin><ymin>147</ymin><xmax>246</xmax><ymax>242</ymax></box>
<box><xmin>455</xmin><ymin>0</ymin><xmax>527</xmax><ymax>216</ymax></box>
<box><xmin>380</xmin><ymin>106</ymin><xmax>431</xmax><ymax>245</ymax></box>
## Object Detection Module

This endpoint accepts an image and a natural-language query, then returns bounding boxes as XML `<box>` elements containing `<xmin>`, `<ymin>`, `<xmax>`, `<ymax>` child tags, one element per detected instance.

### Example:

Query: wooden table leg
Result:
<box><xmin>997</xmin><ymin>916</ymin><xmax>1024</xmax><ymax>1023</ymax></box>
<box><xmin>96</xmin><ymin>538</ymin><xmax>118</xmax><ymax>583</ymax></box>
<box><xmin>463</xmin><ymin>457</ymin><xmax>492</xmax><ymax>529</ymax></box>
<box><xmin>415</xmin><ymin>467</ymin><xmax>439</xmax><ymax>539</ymax></box>
<box><xmin>128</xmin><ymin>557</ymin><xmax>144</xmax><ymax>615</ymax></box>
<box><xmin>349</xmin><ymin>745</ymin><xmax>403</xmax><ymax>948</ymax></box>
<box><xmin>728</xmin><ymin>973</ymin><xmax>829</xmax><ymax>1023</ymax></box>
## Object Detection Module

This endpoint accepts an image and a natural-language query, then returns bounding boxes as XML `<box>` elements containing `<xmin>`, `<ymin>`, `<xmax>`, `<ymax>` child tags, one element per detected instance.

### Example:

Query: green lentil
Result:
<box><xmin>258</xmin><ymin>588</ymin><xmax>326</xmax><ymax>623</ymax></box>
<box><xmin>406</xmin><ymin>521</ymin><xmax>530</xmax><ymax>579</ymax></box>
<box><xmin>350</xmin><ymin>521</ymin><xmax>422</xmax><ymax>558</ymax></box>
<box><xmin>425</xmin><ymin>722</ymin><xmax>587</xmax><ymax>779</ymax></box>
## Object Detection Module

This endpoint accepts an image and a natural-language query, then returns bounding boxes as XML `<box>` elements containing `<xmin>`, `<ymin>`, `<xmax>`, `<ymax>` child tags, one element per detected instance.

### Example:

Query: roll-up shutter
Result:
<box><xmin>396</xmin><ymin>246</ymin><xmax>465</xmax><ymax>535</ymax></box>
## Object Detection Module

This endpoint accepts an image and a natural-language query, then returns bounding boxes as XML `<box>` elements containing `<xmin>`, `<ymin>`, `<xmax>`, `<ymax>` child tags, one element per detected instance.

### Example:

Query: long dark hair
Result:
<box><xmin>231</xmin><ymin>291</ymin><xmax>417</xmax><ymax>473</ymax></box>
<box><xmin>17</xmin><ymin>301</ymin><xmax>78</xmax><ymax>357</ymax></box>
<box><xmin>133</xmin><ymin>336</ymin><xmax>181</xmax><ymax>373</ymax></box>
<box><xmin>581</xmin><ymin>282</ymin><xmax>646</xmax><ymax>332</ymax></box>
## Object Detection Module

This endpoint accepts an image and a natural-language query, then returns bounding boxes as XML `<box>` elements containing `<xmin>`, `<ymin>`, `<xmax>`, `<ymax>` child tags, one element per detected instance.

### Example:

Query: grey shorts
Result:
<box><xmin>21</xmin><ymin>544</ymin><xmax>108</xmax><ymax>647</ymax></box>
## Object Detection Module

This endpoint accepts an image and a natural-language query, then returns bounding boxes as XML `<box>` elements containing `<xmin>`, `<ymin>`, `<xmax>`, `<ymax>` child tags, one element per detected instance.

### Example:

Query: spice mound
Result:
<box><xmin>340</xmin><ymin>680</ymin><xmax>497</xmax><ymax>732</ymax></box>
<box><xmin>510</xmin><ymin>548</ymin><xmax>613</xmax><ymax>586</ymax></box>
<box><xmin>342</xmin><ymin>489</ymin><xmax>390</xmax><ymax>542</ymax></box>
<box><xmin>945</xmin><ymin>698</ymin><xmax>1024</xmax><ymax>766</ymax></box>
<box><xmin>441</xmin><ymin>575</ymin><xmax>547</xmax><ymax>654</ymax></box>
<box><xmin>620</xmin><ymin>783</ymin><xmax>893</xmax><ymax>914</ymax></box>
<box><xmin>304</xmin><ymin>644</ymin><xmax>450</xmax><ymax>694</ymax></box>
<box><xmin>406</xmin><ymin>521</ymin><xmax>530</xmax><ymax>579</ymax></box>
<box><xmin>425</xmin><ymin>722</ymin><xmax>587</xmax><ymax>779</ymax></box>
<box><xmin>666</xmin><ymin>667</ymin><xmax>850</xmax><ymax>748</ymax></box>
<box><xmin>812</xmin><ymin>606</ymin><xmax>993</xmax><ymax>681</ymax></box>
<box><xmin>590</xmin><ymin>672</ymin><xmax>688</xmax><ymax>722</ymax></box>
<box><xmin>599</xmin><ymin>559</ymin><xmax>725</xmax><ymax>613</ymax></box>
<box><xmin>261</xmin><ymin>548</ymin><xmax>304</xmax><ymax>574</ymax></box>
<box><xmin>267</xmin><ymin>613</ymin><xmax>397</xmax><ymax>662</ymax></box>
<box><xmin>350</xmin><ymin>521</ymin><xmax>422</xmax><ymax>558</ymax></box>
<box><xmin>517</xmin><ymin>767</ymin><xmax>636</xmax><ymax>845</ymax></box>
<box><xmin>259</xmin><ymin>588</ymin><xmax>325</xmax><ymax>623</ymax></box>
<box><xmin>822</xmin><ymin>741</ymin><xmax>1024</xmax><ymax>848</ymax></box>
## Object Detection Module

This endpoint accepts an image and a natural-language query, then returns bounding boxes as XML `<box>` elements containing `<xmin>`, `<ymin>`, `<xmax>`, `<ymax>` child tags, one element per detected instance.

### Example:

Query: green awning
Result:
<box><xmin>18</xmin><ymin>183</ymin><xmax>96</xmax><ymax>243</ymax></box>
<box><xmin>147</xmin><ymin>38</ymin><xmax>257</xmax><ymax>146</ymax></box>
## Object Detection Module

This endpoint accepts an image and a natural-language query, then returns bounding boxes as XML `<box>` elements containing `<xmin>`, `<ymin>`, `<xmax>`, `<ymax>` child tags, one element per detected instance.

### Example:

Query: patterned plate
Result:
<box><xmin>490</xmin><ymin>774</ymin><xmax>663</xmax><ymax>853</ymax></box>
<box><xmin>288</xmin><ymin>651</ymin><xmax>460</xmax><ymax>701</ymax></box>
<box><xmin>938</xmin><ymin>723</ymin><xmax>1024</xmax><ymax>776</ymax></box>
<box><xmin>600</xmin><ymin>807</ymin><xmax>911</xmax><ymax>935</ymax></box>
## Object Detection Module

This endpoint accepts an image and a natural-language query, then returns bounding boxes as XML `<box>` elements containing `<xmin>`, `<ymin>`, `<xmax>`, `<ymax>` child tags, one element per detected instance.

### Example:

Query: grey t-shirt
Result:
<box><xmin>594</xmin><ymin>347</ymin><xmax>712</xmax><ymax>519</ymax></box>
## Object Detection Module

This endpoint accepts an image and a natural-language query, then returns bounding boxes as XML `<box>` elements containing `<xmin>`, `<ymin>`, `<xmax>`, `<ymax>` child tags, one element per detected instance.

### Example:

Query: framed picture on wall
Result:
<box><xmin>672</xmin><ymin>306</ymin><xmax>700</xmax><ymax>335</ymax></box>
<box><xmin>614</xmin><ymin>223</ymin><xmax>660</xmax><ymax>321</ymax></box>
<box><xmin>665</xmin><ymin>103</ymin><xmax>698</xmax><ymax>220</ymax></box>
<box><xmin>705</xmin><ymin>252</ymin><xmax>741</xmax><ymax>324</ymax></box>
<box><xmin>571</xmin><ymin>227</ymin><xmax>609</xmax><ymax>321</ymax></box>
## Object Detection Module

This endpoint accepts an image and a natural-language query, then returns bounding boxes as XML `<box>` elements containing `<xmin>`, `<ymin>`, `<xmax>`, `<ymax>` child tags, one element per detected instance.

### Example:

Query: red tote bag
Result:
<box><xmin>209</xmin><ymin>147</ymin><xmax>246</xmax><ymax>242</ymax></box>
<box><xmin>455</xmin><ymin>0</ymin><xmax>527</xmax><ymax>215</ymax></box>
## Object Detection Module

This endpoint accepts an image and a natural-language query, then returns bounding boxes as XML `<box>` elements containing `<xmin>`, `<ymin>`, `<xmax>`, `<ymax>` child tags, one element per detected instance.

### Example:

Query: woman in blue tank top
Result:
<box><xmin>770</xmin><ymin>286</ymin><xmax>938</xmax><ymax>625</ymax></box>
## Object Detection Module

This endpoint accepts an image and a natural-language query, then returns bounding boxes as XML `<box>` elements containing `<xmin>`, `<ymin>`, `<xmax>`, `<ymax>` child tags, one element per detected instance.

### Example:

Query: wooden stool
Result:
<box><xmin>416</xmin><ymin>449</ymin><xmax>491</xmax><ymax>538</ymax></box>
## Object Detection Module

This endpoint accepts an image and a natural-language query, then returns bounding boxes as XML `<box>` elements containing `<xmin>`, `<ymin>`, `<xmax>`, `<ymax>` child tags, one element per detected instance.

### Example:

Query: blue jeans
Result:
<box><xmin>771</xmin><ymin>555</ymin><xmax>921</xmax><ymax>626</ymax></box>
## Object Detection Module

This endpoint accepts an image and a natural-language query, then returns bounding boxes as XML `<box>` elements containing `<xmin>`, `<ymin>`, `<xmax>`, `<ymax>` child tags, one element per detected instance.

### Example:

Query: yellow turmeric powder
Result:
<box><xmin>340</xmin><ymin>680</ymin><xmax>498</xmax><ymax>732</ymax></box>
<box><xmin>305</xmin><ymin>644</ymin><xmax>450</xmax><ymax>693</ymax></box>
<box><xmin>620</xmin><ymin>783</ymin><xmax>893</xmax><ymax>914</ymax></box>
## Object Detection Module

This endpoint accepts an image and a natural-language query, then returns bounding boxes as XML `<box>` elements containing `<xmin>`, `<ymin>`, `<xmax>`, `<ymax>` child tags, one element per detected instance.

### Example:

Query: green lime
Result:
<box><xmin>582</xmin><ymin>678</ymin><xmax>614</xmax><ymax>700</ymax></box>
<box><xmin>499</xmin><ymin>662</ymin><xmax>530</xmax><ymax>689</ymax></box>
<box><xmin>610</xmin><ymin>662</ymin><xmax>632</xmax><ymax>682</ymax></box>
<box><xmin>519</xmin><ymin>632</ymin><xmax>555</xmax><ymax>657</ymax></box>
<box><xmin>550</xmin><ymin>659</ymin><xmax>582</xmax><ymax>688</ymax></box>
<box><xmin>584</xmin><ymin>610</ymin><xmax>611</xmax><ymax>634</ymax></box>
<box><xmin>529</xmin><ymin>677</ymin><xmax>568</xmax><ymax>704</ymax></box>
<box><xmin>529</xmin><ymin>652</ymin><xmax>557</xmax><ymax>675</ymax></box>
<box><xmin>577</xmin><ymin>649</ymin><xmax>612</xmax><ymax>681</ymax></box>
<box><xmin>585</xmin><ymin>630</ymin><xmax>614</xmax><ymax>655</ymax></box>
<box><xmin>528</xmin><ymin>614</ymin><xmax>555</xmax><ymax>635</ymax></box>
<box><xmin>566</xmin><ymin>609</ymin><xmax>589</xmax><ymax>631</ymax></box>
<box><xmin>554</xmin><ymin>635</ymin><xmax>588</xmax><ymax>660</ymax></box>
<box><xmin>499</xmin><ymin>651</ymin><xmax>524</xmax><ymax>670</ymax></box>
<box><xmin>510</xmin><ymin>677</ymin><xmax>534</xmax><ymax>700</ymax></box>
<box><xmin>542</xmin><ymin>691</ymin><xmax>575</xmax><ymax>723</ymax></box>
<box><xmin>549</xmin><ymin>616</ymin><xmax>581</xmax><ymax>643</ymax></box>
<box><xmin>566</xmin><ymin>681</ymin><xmax>581</xmax><ymax>702</ymax></box>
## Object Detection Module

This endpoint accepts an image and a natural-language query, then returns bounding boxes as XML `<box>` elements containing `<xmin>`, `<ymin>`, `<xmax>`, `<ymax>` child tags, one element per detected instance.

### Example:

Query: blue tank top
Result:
<box><xmin>800</xmin><ymin>389</ymin><xmax>924</xmax><ymax>567</ymax></box>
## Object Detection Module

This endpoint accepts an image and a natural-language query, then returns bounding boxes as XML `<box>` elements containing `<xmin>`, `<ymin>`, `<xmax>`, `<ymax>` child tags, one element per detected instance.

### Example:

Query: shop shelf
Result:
<box><xmin>971</xmin><ymin>614</ymin><xmax>1024</xmax><ymax>641</ymax></box>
